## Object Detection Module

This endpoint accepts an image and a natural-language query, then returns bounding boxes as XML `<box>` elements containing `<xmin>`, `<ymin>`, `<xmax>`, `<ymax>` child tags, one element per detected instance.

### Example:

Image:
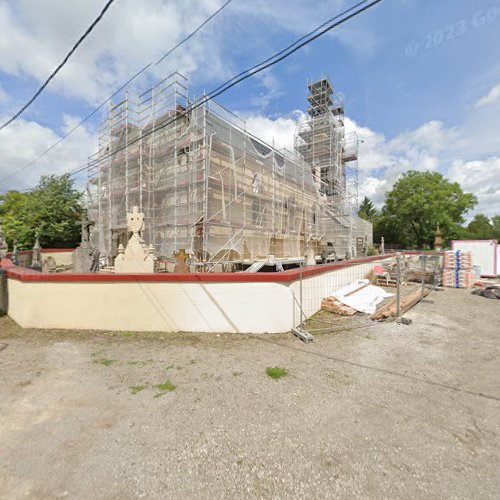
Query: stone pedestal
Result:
<box><xmin>114</xmin><ymin>207</ymin><xmax>157</xmax><ymax>274</ymax></box>
<box><xmin>115</xmin><ymin>238</ymin><xmax>157</xmax><ymax>273</ymax></box>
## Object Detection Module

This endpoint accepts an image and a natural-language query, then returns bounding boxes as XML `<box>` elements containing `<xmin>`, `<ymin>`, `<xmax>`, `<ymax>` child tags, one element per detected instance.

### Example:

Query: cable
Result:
<box><xmin>0</xmin><ymin>0</ymin><xmax>117</xmax><ymax>131</ymax></box>
<box><xmin>0</xmin><ymin>0</ymin><xmax>235</xmax><ymax>187</ymax></box>
<box><xmin>154</xmin><ymin>0</ymin><xmax>233</xmax><ymax>66</ymax></box>
<box><xmin>207</xmin><ymin>0</ymin><xmax>371</xmax><ymax>98</ymax></box>
<box><xmin>66</xmin><ymin>0</ymin><xmax>383</xmax><ymax>178</ymax></box>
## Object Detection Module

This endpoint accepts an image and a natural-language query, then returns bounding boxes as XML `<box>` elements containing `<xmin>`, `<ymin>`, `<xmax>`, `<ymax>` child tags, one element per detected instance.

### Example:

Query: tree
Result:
<box><xmin>465</xmin><ymin>214</ymin><xmax>495</xmax><ymax>239</ymax></box>
<box><xmin>358</xmin><ymin>196</ymin><xmax>377</xmax><ymax>221</ymax></box>
<box><xmin>491</xmin><ymin>215</ymin><xmax>500</xmax><ymax>240</ymax></box>
<box><xmin>0</xmin><ymin>174</ymin><xmax>83</xmax><ymax>249</ymax></box>
<box><xmin>379</xmin><ymin>170</ymin><xmax>476</xmax><ymax>249</ymax></box>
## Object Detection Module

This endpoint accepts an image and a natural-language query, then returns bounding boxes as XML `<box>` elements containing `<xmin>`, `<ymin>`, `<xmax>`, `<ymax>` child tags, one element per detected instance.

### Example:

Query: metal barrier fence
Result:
<box><xmin>292</xmin><ymin>252</ymin><xmax>442</xmax><ymax>341</ymax></box>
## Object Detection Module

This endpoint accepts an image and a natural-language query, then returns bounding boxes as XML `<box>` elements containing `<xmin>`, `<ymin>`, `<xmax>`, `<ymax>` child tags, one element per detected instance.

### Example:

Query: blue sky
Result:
<box><xmin>0</xmin><ymin>0</ymin><xmax>499</xmax><ymax>216</ymax></box>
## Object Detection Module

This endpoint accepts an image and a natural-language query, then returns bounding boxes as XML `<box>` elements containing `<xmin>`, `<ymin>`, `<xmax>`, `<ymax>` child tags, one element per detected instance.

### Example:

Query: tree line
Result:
<box><xmin>0</xmin><ymin>170</ymin><xmax>497</xmax><ymax>251</ymax></box>
<box><xmin>358</xmin><ymin>170</ymin><xmax>499</xmax><ymax>249</ymax></box>
<box><xmin>0</xmin><ymin>174</ymin><xmax>83</xmax><ymax>249</ymax></box>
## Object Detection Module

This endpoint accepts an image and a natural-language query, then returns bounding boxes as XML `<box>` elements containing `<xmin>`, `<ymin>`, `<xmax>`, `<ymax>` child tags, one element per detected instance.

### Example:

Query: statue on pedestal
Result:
<box><xmin>31</xmin><ymin>232</ymin><xmax>42</xmax><ymax>271</ymax></box>
<box><xmin>115</xmin><ymin>206</ymin><xmax>157</xmax><ymax>273</ymax></box>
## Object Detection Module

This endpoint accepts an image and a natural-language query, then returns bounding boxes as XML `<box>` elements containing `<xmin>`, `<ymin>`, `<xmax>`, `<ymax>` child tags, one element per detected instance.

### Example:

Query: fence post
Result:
<box><xmin>420</xmin><ymin>254</ymin><xmax>428</xmax><ymax>299</ymax></box>
<box><xmin>396</xmin><ymin>252</ymin><xmax>401</xmax><ymax>319</ymax></box>
<box><xmin>299</xmin><ymin>260</ymin><xmax>303</xmax><ymax>330</ymax></box>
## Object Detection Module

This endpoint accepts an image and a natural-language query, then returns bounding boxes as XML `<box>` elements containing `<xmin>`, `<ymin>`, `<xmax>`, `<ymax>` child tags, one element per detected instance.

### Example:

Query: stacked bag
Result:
<box><xmin>442</xmin><ymin>250</ymin><xmax>473</xmax><ymax>288</ymax></box>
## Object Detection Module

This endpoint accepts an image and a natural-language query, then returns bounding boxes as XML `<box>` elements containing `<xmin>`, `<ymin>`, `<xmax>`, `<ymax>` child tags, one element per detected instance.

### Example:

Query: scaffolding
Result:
<box><xmin>87</xmin><ymin>72</ymin><xmax>370</xmax><ymax>270</ymax></box>
<box><xmin>294</xmin><ymin>76</ymin><xmax>366</xmax><ymax>258</ymax></box>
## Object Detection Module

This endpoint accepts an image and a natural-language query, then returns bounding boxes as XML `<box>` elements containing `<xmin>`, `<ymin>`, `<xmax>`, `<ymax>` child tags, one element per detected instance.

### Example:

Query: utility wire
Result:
<box><xmin>0</xmin><ymin>0</ymin><xmax>117</xmax><ymax>131</ymax></box>
<box><xmin>0</xmin><ymin>0</ymin><xmax>235</xmax><ymax>188</ymax></box>
<box><xmin>154</xmin><ymin>0</ymin><xmax>233</xmax><ymax>66</ymax></box>
<box><xmin>67</xmin><ymin>0</ymin><xmax>383</xmax><ymax>179</ymax></box>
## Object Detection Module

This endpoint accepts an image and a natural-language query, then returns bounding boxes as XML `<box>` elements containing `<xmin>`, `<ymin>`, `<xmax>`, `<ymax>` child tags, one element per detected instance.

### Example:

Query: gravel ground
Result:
<box><xmin>0</xmin><ymin>288</ymin><xmax>499</xmax><ymax>499</ymax></box>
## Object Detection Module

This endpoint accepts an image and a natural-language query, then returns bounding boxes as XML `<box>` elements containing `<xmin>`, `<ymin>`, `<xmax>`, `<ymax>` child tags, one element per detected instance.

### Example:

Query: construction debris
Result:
<box><xmin>326</xmin><ymin>279</ymin><xmax>393</xmax><ymax>315</ymax></box>
<box><xmin>321</xmin><ymin>297</ymin><xmax>357</xmax><ymax>316</ymax></box>
<box><xmin>471</xmin><ymin>285</ymin><xmax>500</xmax><ymax>299</ymax></box>
<box><xmin>374</xmin><ymin>255</ymin><xmax>441</xmax><ymax>287</ymax></box>
<box><xmin>370</xmin><ymin>287</ymin><xmax>430</xmax><ymax>321</ymax></box>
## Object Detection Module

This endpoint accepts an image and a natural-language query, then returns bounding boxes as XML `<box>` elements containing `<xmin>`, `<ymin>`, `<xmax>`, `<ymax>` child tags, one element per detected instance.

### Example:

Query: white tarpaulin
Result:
<box><xmin>331</xmin><ymin>279</ymin><xmax>393</xmax><ymax>315</ymax></box>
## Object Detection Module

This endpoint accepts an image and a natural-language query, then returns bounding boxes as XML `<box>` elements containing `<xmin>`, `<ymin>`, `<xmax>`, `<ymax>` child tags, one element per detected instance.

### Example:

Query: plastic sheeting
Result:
<box><xmin>331</xmin><ymin>279</ymin><xmax>393</xmax><ymax>315</ymax></box>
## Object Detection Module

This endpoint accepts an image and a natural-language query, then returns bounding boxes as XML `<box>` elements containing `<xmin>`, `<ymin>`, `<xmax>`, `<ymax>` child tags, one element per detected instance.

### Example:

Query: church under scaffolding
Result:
<box><xmin>86</xmin><ymin>72</ymin><xmax>372</xmax><ymax>271</ymax></box>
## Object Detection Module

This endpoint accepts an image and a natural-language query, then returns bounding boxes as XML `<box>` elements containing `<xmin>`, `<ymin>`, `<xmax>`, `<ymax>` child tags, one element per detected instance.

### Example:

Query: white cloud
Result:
<box><xmin>241</xmin><ymin>110</ymin><xmax>305</xmax><ymax>150</ymax></box>
<box><xmin>475</xmin><ymin>82</ymin><xmax>500</xmax><ymax>108</ymax></box>
<box><xmin>237</xmin><ymin>109</ymin><xmax>500</xmax><ymax>216</ymax></box>
<box><xmin>0</xmin><ymin>0</ymin><xmax>233</xmax><ymax>105</ymax></box>
<box><xmin>0</xmin><ymin>114</ymin><xmax>95</xmax><ymax>190</ymax></box>
<box><xmin>249</xmin><ymin>71</ymin><xmax>284</xmax><ymax>110</ymax></box>
<box><xmin>447</xmin><ymin>157</ymin><xmax>500</xmax><ymax>215</ymax></box>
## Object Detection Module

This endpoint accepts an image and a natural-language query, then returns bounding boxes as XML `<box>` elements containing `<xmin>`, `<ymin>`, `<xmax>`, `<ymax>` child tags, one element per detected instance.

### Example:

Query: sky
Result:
<box><xmin>0</xmin><ymin>0</ymin><xmax>499</xmax><ymax>219</ymax></box>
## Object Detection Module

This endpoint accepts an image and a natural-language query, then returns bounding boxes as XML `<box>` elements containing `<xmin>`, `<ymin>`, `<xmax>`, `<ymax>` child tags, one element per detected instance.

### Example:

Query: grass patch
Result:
<box><xmin>122</xmin><ymin>331</ymin><xmax>135</xmax><ymax>338</ymax></box>
<box><xmin>232</xmin><ymin>371</ymin><xmax>243</xmax><ymax>377</ymax></box>
<box><xmin>154</xmin><ymin>380</ymin><xmax>176</xmax><ymax>395</ymax></box>
<box><xmin>266</xmin><ymin>366</ymin><xmax>288</xmax><ymax>380</ymax></box>
<box><xmin>129</xmin><ymin>384</ymin><xmax>146</xmax><ymax>394</ymax></box>
<box><xmin>156</xmin><ymin>380</ymin><xmax>176</xmax><ymax>391</ymax></box>
<box><xmin>95</xmin><ymin>358</ymin><xmax>115</xmax><ymax>367</ymax></box>
<box><xmin>90</xmin><ymin>349</ymin><xmax>105</xmax><ymax>358</ymax></box>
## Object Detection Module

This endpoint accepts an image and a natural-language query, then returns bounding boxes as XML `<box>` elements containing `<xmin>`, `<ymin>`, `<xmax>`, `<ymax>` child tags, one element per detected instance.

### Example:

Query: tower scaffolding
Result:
<box><xmin>294</xmin><ymin>76</ymin><xmax>364</xmax><ymax>258</ymax></box>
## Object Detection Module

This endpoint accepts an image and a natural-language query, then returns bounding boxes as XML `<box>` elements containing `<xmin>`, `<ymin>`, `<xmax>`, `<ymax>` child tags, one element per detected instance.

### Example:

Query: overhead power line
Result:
<box><xmin>0</xmin><ymin>0</ymin><xmax>235</xmax><ymax>188</ymax></box>
<box><xmin>66</xmin><ymin>0</ymin><xmax>383</xmax><ymax>179</ymax></box>
<box><xmin>0</xmin><ymin>0</ymin><xmax>117</xmax><ymax>132</ymax></box>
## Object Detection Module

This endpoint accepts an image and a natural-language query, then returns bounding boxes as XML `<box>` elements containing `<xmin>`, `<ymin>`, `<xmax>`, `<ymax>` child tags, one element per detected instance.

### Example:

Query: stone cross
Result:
<box><xmin>81</xmin><ymin>212</ymin><xmax>89</xmax><ymax>243</ymax></box>
<box><xmin>127</xmin><ymin>206</ymin><xmax>144</xmax><ymax>236</ymax></box>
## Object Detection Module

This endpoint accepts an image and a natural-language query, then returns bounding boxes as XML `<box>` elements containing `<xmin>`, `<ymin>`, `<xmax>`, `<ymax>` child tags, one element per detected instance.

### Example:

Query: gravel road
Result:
<box><xmin>0</xmin><ymin>288</ymin><xmax>499</xmax><ymax>499</ymax></box>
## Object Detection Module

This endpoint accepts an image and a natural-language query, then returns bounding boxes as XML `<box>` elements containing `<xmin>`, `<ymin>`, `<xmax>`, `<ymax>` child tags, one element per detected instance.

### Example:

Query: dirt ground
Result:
<box><xmin>0</xmin><ymin>288</ymin><xmax>499</xmax><ymax>499</ymax></box>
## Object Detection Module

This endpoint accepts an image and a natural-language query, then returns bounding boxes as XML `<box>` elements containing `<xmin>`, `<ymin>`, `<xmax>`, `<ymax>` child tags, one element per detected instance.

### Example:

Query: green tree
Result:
<box><xmin>491</xmin><ymin>215</ymin><xmax>500</xmax><ymax>240</ymax></box>
<box><xmin>379</xmin><ymin>170</ymin><xmax>476</xmax><ymax>249</ymax></box>
<box><xmin>358</xmin><ymin>196</ymin><xmax>377</xmax><ymax>221</ymax></box>
<box><xmin>0</xmin><ymin>174</ymin><xmax>83</xmax><ymax>249</ymax></box>
<box><xmin>465</xmin><ymin>214</ymin><xmax>495</xmax><ymax>239</ymax></box>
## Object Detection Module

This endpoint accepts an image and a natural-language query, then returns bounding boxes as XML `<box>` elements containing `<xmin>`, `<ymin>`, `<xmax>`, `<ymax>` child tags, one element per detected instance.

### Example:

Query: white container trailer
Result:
<box><xmin>451</xmin><ymin>240</ymin><xmax>498</xmax><ymax>278</ymax></box>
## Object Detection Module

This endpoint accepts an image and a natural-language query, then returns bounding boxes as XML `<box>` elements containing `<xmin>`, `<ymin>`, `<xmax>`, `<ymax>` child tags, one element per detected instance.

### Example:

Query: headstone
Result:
<box><xmin>31</xmin><ymin>234</ymin><xmax>42</xmax><ymax>271</ymax></box>
<box><xmin>0</xmin><ymin>220</ymin><xmax>8</xmax><ymax>259</ymax></box>
<box><xmin>173</xmin><ymin>249</ymin><xmax>189</xmax><ymax>273</ymax></box>
<box><xmin>72</xmin><ymin>212</ymin><xmax>95</xmax><ymax>272</ymax></box>
<box><xmin>305</xmin><ymin>245</ymin><xmax>316</xmax><ymax>266</ymax></box>
<box><xmin>115</xmin><ymin>206</ymin><xmax>157</xmax><ymax>273</ymax></box>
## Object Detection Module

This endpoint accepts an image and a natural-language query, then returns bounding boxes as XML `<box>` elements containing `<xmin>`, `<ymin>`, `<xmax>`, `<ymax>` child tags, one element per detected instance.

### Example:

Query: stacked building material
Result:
<box><xmin>321</xmin><ymin>297</ymin><xmax>357</xmax><ymax>316</ymax></box>
<box><xmin>442</xmin><ymin>250</ymin><xmax>473</xmax><ymax>288</ymax></box>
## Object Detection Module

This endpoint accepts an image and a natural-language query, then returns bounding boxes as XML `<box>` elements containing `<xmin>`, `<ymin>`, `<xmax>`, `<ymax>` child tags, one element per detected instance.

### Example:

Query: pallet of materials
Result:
<box><xmin>442</xmin><ymin>250</ymin><xmax>473</xmax><ymax>288</ymax></box>
<box><xmin>443</xmin><ymin>250</ymin><xmax>472</xmax><ymax>270</ymax></box>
